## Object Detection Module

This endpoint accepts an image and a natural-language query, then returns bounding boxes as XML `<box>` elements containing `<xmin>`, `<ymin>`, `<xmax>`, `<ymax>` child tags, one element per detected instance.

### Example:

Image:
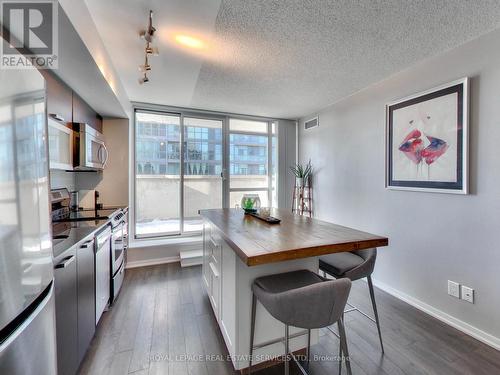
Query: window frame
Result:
<box><xmin>132</xmin><ymin>104</ymin><xmax>278</xmax><ymax>241</ymax></box>
<box><xmin>227</xmin><ymin>118</ymin><xmax>273</xmax><ymax>209</ymax></box>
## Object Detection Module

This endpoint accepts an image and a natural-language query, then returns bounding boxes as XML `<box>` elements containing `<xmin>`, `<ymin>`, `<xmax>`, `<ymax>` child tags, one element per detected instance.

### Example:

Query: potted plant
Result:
<box><xmin>290</xmin><ymin>160</ymin><xmax>312</xmax><ymax>187</ymax></box>
<box><xmin>242</xmin><ymin>197</ymin><xmax>258</xmax><ymax>214</ymax></box>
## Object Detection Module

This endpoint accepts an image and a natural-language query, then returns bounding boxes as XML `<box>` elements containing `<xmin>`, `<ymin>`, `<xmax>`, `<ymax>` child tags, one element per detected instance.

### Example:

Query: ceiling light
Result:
<box><xmin>140</xmin><ymin>30</ymin><xmax>153</xmax><ymax>43</ymax></box>
<box><xmin>146</xmin><ymin>45</ymin><xmax>159</xmax><ymax>56</ymax></box>
<box><xmin>139</xmin><ymin>73</ymin><xmax>149</xmax><ymax>85</ymax></box>
<box><xmin>138</xmin><ymin>10</ymin><xmax>157</xmax><ymax>84</ymax></box>
<box><xmin>175</xmin><ymin>34</ymin><xmax>204</xmax><ymax>49</ymax></box>
<box><xmin>139</xmin><ymin>10</ymin><xmax>156</xmax><ymax>42</ymax></box>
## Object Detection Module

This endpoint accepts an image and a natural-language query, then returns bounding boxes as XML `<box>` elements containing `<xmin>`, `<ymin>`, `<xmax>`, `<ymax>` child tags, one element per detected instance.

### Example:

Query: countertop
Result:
<box><xmin>51</xmin><ymin>206</ymin><xmax>127</xmax><ymax>258</ymax></box>
<box><xmin>52</xmin><ymin>219</ymin><xmax>110</xmax><ymax>258</ymax></box>
<box><xmin>199</xmin><ymin>208</ymin><xmax>389</xmax><ymax>266</ymax></box>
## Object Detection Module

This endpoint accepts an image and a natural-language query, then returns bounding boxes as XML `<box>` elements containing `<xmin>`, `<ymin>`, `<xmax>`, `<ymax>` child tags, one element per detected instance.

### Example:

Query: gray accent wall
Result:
<box><xmin>298</xmin><ymin>27</ymin><xmax>500</xmax><ymax>344</ymax></box>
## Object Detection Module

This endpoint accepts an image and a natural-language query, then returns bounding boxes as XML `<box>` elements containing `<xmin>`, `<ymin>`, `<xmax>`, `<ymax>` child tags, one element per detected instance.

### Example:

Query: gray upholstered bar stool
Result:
<box><xmin>319</xmin><ymin>248</ymin><xmax>384</xmax><ymax>353</ymax></box>
<box><xmin>248</xmin><ymin>269</ymin><xmax>352</xmax><ymax>375</ymax></box>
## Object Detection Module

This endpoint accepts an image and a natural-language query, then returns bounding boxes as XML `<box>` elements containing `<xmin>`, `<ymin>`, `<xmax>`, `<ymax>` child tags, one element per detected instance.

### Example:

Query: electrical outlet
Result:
<box><xmin>461</xmin><ymin>285</ymin><xmax>474</xmax><ymax>303</ymax></box>
<box><xmin>448</xmin><ymin>280</ymin><xmax>460</xmax><ymax>298</ymax></box>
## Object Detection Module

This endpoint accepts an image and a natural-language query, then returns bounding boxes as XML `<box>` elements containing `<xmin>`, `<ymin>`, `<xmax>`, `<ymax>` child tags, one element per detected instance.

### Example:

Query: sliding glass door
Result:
<box><xmin>135</xmin><ymin>112</ymin><xmax>182</xmax><ymax>237</ymax></box>
<box><xmin>183</xmin><ymin>117</ymin><xmax>223</xmax><ymax>233</ymax></box>
<box><xmin>134</xmin><ymin>109</ymin><xmax>276</xmax><ymax>239</ymax></box>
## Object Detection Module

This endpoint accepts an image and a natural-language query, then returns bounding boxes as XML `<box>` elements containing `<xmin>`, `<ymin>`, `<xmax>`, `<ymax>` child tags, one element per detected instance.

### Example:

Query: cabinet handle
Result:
<box><xmin>49</xmin><ymin>113</ymin><xmax>65</xmax><ymax>122</ymax></box>
<box><xmin>22</xmin><ymin>264</ymin><xmax>33</xmax><ymax>273</ymax></box>
<box><xmin>55</xmin><ymin>255</ymin><xmax>75</xmax><ymax>269</ymax></box>
<box><xmin>209</xmin><ymin>262</ymin><xmax>219</xmax><ymax>278</ymax></box>
<box><xmin>210</xmin><ymin>238</ymin><xmax>218</xmax><ymax>249</ymax></box>
<box><xmin>80</xmin><ymin>240</ymin><xmax>94</xmax><ymax>249</ymax></box>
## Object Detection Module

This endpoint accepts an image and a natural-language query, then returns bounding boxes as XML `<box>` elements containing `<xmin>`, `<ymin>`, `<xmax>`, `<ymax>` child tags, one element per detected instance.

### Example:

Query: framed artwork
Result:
<box><xmin>386</xmin><ymin>77</ymin><xmax>469</xmax><ymax>194</ymax></box>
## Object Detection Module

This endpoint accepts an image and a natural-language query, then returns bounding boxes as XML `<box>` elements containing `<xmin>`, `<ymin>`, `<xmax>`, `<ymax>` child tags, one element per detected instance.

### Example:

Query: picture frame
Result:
<box><xmin>385</xmin><ymin>77</ymin><xmax>469</xmax><ymax>194</ymax></box>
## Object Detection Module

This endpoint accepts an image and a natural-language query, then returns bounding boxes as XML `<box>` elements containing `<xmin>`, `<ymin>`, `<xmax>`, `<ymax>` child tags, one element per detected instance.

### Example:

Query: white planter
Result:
<box><xmin>296</xmin><ymin>177</ymin><xmax>304</xmax><ymax>187</ymax></box>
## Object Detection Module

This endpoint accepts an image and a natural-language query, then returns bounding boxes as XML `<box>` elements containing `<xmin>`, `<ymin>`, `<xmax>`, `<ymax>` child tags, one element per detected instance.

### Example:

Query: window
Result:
<box><xmin>134</xmin><ymin>110</ymin><xmax>277</xmax><ymax>239</ymax></box>
<box><xmin>229</xmin><ymin>118</ymin><xmax>273</xmax><ymax>209</ymax></box>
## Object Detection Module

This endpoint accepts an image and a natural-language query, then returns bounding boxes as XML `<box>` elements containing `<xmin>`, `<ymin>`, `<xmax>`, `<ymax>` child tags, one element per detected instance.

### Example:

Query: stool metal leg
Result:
<box><xmin>338</xmin><ymin>316</ymin><xmax>352</xmax><ymax>375</ymax></box>
<box><xmin>338</xmin><ymin>340</ymin><xmax>342</xmax><ymax>375</ymax></box>
<box><xmin>248</xmin><ymin>293</ymin><xmax>257</xmax><ymax>374</ymax></box>
<box><xmin>367</xmin><ymin>275</ymin><xmax>384</xmax><ymax>353</ymax></box>
<box><xmin>306</xmin><ymin>329</ymin><xmax>311</xmax><ymax>370</ymax></box>
<box><xmin>285</xmin><ymin>324</ymin><xmax>290</xmax><ymax>375</ymax></box>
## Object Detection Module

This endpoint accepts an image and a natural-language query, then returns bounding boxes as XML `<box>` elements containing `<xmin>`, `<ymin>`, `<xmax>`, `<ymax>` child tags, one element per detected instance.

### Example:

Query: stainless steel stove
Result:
<box><xmin>50</xmin><ymin>188</ymin><xmax>128</xmax><ymax>304</ymax></box>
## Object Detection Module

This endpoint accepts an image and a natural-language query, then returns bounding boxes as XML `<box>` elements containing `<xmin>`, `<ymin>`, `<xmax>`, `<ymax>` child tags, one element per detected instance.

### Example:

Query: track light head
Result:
<box><xmin>146</xmin><ymin>45</ymin><xmax>159</xmax><ymax>56</ymax></box>
<box><xmin>140</xmin><ymin>30</ymin><xmax>154</xmax><ymax>43</ymax></box>
<box><xmin>139</xmin><ymin>74</ymin><xmax>149</xmax><ymax>84</ymax></box>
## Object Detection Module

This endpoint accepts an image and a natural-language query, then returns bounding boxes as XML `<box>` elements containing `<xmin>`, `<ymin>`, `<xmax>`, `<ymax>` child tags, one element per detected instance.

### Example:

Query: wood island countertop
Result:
<box><xmin>199</xmin><ymin>208</ymin><xmax>389</xmax><ymax>266</ymax></box>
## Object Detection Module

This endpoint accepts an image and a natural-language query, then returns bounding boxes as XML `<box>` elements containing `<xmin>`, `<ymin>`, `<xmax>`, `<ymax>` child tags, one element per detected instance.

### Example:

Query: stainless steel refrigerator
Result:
<box><xmin>0</xmin><ymin>66</ymin><xmax>57</xmax><ymax>374</ymax></box>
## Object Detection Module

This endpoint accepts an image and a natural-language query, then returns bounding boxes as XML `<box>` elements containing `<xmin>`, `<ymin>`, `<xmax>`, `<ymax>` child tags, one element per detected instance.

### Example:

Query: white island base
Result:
<box><xmin>202</xmin><ymin>223</ymin><xmax>319</xmax><ymax>371</ymax></box>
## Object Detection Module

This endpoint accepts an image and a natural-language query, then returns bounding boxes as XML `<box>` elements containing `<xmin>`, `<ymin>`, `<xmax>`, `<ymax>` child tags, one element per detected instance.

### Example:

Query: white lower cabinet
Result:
<box><xmin>202</xmin><ymin>222</ymin><xmax>318</xmax><ymax>371</ymax></box>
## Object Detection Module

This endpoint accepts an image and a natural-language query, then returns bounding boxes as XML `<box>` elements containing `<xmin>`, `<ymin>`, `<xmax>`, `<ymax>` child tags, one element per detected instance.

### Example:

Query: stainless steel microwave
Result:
<box><xmin>74</xmin><ymin>123</ymin><xmax>108</xmax><ymax>170</ymax></box>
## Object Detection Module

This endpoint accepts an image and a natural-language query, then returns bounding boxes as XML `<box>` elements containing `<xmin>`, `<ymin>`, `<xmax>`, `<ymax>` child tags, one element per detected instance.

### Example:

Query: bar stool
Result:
<box><xmin>319</xmin><ymin>248</ymin><xmax>384</xmax><ymax>353</ymax></box>
<box><xmin>249</xmin><ymin>269</ymin><xmax>352</xmax><ymax>375</ymax></box>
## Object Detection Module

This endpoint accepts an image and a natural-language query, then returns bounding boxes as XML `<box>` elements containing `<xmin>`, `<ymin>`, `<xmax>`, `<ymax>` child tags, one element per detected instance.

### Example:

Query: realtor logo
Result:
<box><xmin>1</xmin><ymin>0</ymin><xmax>58</xmax><ymax>69</ymax></box>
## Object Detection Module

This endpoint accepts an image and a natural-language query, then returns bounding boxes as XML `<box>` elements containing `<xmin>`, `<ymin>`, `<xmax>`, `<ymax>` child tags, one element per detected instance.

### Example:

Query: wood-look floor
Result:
<box><xmin>78</xmin><ymin>263</ymin><xmax>500</xmax><ymax>375</ymax></box>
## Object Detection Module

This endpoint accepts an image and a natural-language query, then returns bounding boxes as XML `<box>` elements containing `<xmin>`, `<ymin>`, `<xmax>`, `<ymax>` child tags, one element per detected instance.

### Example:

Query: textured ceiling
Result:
<box><xmin>86</xmin><ymin>0</ymin><xmax>500</xmax><ymax>119</ymax></box>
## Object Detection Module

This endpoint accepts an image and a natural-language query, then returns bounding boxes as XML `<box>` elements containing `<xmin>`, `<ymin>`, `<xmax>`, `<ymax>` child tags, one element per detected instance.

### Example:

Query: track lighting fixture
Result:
<box><xmin>138</xmin><ymin>10</ymin><xmax>158</xmax><ymax>84</ymax></box>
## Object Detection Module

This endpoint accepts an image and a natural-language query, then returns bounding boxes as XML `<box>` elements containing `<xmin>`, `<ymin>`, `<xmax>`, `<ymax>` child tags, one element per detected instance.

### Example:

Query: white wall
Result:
<box><xmin>298</xmin><ymin>27</ymin><xmax>500</xmax><ymax>347</ymax></box>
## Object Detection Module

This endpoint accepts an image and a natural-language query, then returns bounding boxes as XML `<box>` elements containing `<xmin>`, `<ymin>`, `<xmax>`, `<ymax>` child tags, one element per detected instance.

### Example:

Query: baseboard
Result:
<box><xmin>125</xmin><ymin>256</ymin><xmax>180</xmax><ymax>269</ymax></box>
<box><xmin>371</xmin><ymin>278</ymin><xmax>500</xmax><ymax>351</ymax></box>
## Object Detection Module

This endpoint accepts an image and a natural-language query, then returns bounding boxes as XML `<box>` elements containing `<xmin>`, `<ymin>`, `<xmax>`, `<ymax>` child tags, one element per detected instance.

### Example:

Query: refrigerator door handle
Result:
<box><xmin>54</xmin><ymin>255</ymin><xmax>75</xmax><ymax>269</ymax></box>
<box><xmin>0</xmin><ymin>281</ymin><xmax>54</xmax><ymax>354</ymax></box>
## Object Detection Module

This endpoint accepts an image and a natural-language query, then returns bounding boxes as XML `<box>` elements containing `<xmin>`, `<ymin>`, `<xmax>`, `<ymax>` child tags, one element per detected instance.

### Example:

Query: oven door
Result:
<box><xmin>111</xmin><ymin>222</ymin><xmax>124</xmax><ymax>275</ymax></box>
<box><xmin>111</xmin><ymin>259</ymin><xmax>125</xmax><ymax>303</ymax></box>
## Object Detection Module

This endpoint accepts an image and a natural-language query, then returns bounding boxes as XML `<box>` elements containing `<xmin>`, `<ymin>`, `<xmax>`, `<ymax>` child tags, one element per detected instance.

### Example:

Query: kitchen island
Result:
<box><xmin>199</xmin><ymin>208</ymin><xmax>389</xmax><ymax>371</ymax></box>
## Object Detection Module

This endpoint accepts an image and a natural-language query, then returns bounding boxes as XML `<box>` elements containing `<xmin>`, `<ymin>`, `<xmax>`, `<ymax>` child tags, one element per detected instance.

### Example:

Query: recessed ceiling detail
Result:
<box><xmin>85</xmin><ymin>0</ymin><xmax>500</xmax><ymax>119</ymax></box>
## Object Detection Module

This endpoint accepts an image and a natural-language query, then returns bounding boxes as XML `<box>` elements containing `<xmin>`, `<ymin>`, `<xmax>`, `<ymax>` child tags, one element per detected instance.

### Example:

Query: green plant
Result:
<box><xmin>290</xmin><ymin>160</ymin><xmax>312</xmax><ymax>180</ymax></box>
<box><xmin>242</xmin><ymin>198</ymin><xmax>254</xmax><ymax>210</ymax></box>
